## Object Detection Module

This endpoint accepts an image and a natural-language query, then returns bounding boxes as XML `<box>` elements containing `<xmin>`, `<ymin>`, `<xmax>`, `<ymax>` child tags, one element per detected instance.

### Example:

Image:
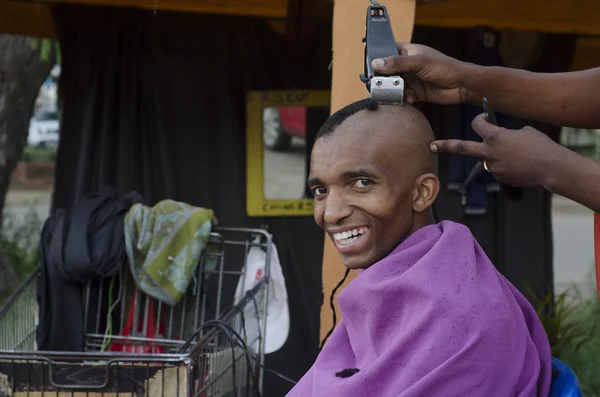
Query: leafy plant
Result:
<box><xmin>559</xmin><ymin>297</ymin><xmax>600</xmax><ymax>396</ymax></box>
<box><xmin>29</xmin><ymin>39</ymin><xmax>61</xmax><ymax>65</ymax></box>
<box><xmin>528</xmin><ymin>281</ymin><xmax>600</xmax><ymax>396</ymax></box>
<box><xmin>21</xmin><ymin>146</ymin><xmax>57</xmax><ymax>163</ymax></box>
<box><xmin>529</xmin><ymin>286</ymin><xmax>594</xmax><ymax>358</ymax></box>
<box><xmin>0</xmin><ymin>206</ymin><xmax>42</xmax><ymax>281</ymax></box>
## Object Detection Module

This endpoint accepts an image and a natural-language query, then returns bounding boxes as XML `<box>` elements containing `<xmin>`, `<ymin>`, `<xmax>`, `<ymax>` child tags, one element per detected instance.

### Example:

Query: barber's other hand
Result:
<box><xmin>429</xmin><ymin>114</ymin><xmax>558</xmax><ymax>188</ymax></box>
<box><xmin>372</xmin><ymin>43</ymin><xmax>475</xmax><ymax>105</ymax></box>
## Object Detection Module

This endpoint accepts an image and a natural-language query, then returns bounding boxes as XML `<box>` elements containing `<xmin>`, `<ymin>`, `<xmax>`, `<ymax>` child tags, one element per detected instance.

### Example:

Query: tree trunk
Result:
<box><xmin>0</xmin><ymin>35</ymin><xmax>55</xmax><ymax>298</ymax></box>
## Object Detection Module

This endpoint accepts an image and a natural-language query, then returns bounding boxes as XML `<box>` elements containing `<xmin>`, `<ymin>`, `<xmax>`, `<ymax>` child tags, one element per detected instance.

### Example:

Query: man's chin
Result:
<box><xmin>340</xmin><ymin>255</ymin><xmax>373</xmax><ymax>270</ymax></box>
<box><xmin>340</xmin><ymin>248</ymin><xmax>392</xmax><ymax>270</ymax></box>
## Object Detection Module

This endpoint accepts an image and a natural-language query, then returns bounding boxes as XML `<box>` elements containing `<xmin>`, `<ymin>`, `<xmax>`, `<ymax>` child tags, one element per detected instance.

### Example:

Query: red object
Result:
<box><xmin>594</xmin><ymin>213</ymin><xmax>600</xmax><ymax>300</ymax></box>
<box><xmin>278</xmin><ymin>107</ymin><xmax>306</xmax><ymax>137</ymax></box>
<box><xmin>195</xmin><ymin>367</ymin><xmax>211</xmax><ymax>397</ymax></box>
<box><xmin>108</xmin><ymin>292</ymin><xmax>166</xmax><ymax>354</ymax></box>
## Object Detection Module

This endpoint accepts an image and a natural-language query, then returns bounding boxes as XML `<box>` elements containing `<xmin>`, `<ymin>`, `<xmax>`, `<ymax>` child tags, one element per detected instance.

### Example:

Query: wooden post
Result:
<box><xmin>320</xmin><ymin>0</ymin><xmax>417</xmax><ymax>340</ymax></box>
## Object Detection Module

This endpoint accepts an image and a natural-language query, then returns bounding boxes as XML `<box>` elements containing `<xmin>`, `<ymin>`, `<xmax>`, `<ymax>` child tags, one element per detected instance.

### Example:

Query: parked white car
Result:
<box><xmin>28</xmin><ymin>108</ymin><xmax>60</xmax><ymax>148</ymax></box>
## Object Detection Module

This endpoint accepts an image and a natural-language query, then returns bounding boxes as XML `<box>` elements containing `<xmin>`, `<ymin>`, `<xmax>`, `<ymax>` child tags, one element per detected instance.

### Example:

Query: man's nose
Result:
<box><xmin>323</xmin><ymin>191</ymin><xmax>352</xmax><ymax>226</ymax></box>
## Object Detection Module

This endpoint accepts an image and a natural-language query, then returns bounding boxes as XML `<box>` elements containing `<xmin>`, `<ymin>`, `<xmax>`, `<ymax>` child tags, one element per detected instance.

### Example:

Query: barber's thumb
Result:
<box><xmin>471</xmin><ymin>113</ymin><xmax>500</xmax><ymax>138</ymax></box>
<box><xmin>372</xmin><ymin>56</ymin><xmax>404</xmax><ymax>73</ymax></box>
<box><xmin>373</xmin><ymin>55</ymin><xmax>422</xmax><ymax>74</ymax></box>
<box><xmin>371</xmin><ymin>58</ymin><xmax>385</xmax><ymax>70</ymax></box>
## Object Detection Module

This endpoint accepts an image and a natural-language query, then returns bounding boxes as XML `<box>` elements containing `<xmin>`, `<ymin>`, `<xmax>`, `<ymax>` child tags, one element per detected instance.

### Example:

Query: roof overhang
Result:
<box><xmin>3</xmin><ymin>0</ymin><xmax>600</xmax><ymax>41</ymax></box>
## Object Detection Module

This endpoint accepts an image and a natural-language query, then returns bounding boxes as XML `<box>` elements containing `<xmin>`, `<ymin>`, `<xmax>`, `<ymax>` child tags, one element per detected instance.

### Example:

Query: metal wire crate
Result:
<box><xmin>0</xmin><ymin>270</ymin><xmax>39</xmax><ymax>351</ymax></box>
<box><xmin>0</xmin><ymin>227</ymin><xmax>272</xmax><ymax>397</ymax></box>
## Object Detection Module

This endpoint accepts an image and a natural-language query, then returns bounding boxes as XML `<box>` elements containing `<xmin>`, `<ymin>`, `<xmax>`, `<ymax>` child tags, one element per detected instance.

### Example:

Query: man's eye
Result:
<box><xmin>354</xmin><ymin>179</ymin><xmax>372</xmax><ymax>188</ymax></box>
<box><xmin>313</xmin><ymin>187</ymin><xmax>327</xmax><ymax>196</ymax></box>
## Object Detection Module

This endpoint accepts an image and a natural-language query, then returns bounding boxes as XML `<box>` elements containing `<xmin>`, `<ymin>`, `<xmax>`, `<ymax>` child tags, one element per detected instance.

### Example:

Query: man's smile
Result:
<box><xmin>328</xmin><ymin>226</ymin><xmax>371</xmax><ymax>254</ymax></box>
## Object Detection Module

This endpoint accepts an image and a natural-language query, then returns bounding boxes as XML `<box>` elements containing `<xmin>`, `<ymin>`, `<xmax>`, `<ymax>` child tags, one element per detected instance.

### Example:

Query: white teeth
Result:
<box><xmin>333</xmin><ymin>227</ymin><xmax>369</xmax><ymax>241</ymax></box>
<box><xmin>339</xmin><ymin>236</ymin><xmax>358</xmax><ymax>246</ymax></box>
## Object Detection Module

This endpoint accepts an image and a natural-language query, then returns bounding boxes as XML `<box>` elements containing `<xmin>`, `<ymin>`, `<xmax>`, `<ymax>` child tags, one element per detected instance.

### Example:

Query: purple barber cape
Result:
<box><xmin>287</xmin><ymin>221</ymin><xmax>551</xmax><ymax>397</ymax></box>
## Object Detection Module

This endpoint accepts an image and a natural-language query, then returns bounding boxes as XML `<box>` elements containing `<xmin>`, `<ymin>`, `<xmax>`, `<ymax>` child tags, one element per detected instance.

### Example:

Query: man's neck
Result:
<box><xmin>409</xmin><ymin>212</ymin><xmax>436</xmax><ymax>236</ymax></box>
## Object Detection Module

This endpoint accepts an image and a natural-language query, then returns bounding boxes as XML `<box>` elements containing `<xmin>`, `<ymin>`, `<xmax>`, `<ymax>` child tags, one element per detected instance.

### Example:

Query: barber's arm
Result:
<box><xmin>373</xmin><ymin>43</ymin><xmax>600</xmax><ymax>129</ymax></box>
<box><xmin>373</xmin><ymin>43</ymin><xmax>600</xmax><ymax>213</ymax></box>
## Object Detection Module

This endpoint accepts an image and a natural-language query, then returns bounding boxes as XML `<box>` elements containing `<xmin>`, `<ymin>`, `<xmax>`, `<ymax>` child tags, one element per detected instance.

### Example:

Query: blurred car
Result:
<box><xmin>28</xmin><ymin>107</ymin><xmax>60</xmax><ymax>148</ymax></box>
<box><xmin>263</xmin><ymin>107</ymin><xmax>306</xmax><ymax>151</ymax></box>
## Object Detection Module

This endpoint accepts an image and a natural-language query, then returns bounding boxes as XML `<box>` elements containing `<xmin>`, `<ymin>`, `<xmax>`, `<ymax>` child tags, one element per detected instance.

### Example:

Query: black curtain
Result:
<box><xmin>52</xmin><ymin>5</ymin><xmax>331</xmax><ymax>396</ymax></box>
<box><xmin>412</xmin><ymin>26</ymin><xmax>578</xmax><ymax>301</ymax></box>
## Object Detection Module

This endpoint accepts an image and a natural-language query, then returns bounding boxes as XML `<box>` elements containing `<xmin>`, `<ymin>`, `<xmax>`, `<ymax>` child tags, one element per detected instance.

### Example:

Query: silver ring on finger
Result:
<box><xmin>483</xmin><ymin>160</ymin><xmax>492</xmax><ymax>173</ymax></box>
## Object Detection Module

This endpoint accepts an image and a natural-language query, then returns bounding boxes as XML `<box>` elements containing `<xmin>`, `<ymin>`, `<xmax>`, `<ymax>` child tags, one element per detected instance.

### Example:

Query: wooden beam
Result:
<box><xmin>0</xmin><ymin>1</ymin><xmax>56</xmax><ymax>38</ymax></box>
<box><xmin>14</xmin><ymin>0</ymin><xmax>289</xmax><ymax>18</ymax></box>
<box><xmin>415</xmin><ymin>0</ymin><xmax>600</xmax><ymax>36</ymax></box>
<box><xmin>0</xmin><ymin>0</ymin><xmax>290</xmax><ymax>39</ymax></box>
<box><xmin>6</xmin><ymin>0</ymin><xmax>600</xmax><ymax>40</ymax></box>
<box><xmin>321</xmin><ymin>0</ymin><xmax>416</xmax><ymax>341</ymax></box>
<box><xmin>0</xmin><ymin>0</ymin><xmax>324</xmax><ymax>40</ymax></box>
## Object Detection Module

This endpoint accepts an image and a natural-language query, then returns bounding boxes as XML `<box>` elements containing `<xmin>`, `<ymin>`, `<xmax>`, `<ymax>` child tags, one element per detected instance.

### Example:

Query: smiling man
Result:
<box><xmin>286</xmin><ymin>99</ymin><xmax>552</xmax><ymax>397</ymax></box>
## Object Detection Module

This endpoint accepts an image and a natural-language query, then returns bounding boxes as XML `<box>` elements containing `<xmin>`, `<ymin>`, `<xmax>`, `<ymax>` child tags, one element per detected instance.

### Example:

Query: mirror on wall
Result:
<box><xmin>246</xmin><ymin>91</ymin><xmax>331</xmax><ymax>217</ymax></box>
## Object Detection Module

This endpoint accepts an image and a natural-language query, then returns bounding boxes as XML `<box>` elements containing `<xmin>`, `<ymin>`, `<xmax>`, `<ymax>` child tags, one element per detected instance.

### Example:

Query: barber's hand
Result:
<box><xmin>372</xmin><ymin>43</ymin><xmax>473</xmax><ymax>105</ymax></box>
<box><xmin>429</xmin><ymin>114</ymin><xmax>559</xmax><ymax>188</ymax></box>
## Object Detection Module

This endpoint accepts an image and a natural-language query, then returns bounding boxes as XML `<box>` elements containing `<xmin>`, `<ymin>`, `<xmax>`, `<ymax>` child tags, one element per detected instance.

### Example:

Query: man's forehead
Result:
<box><xmin>310</xmin><ymin>136</ymin><xmax>394</xmax><ymax>179</ymax></box>
<box><xmin>309</xmin><ymin>104</ymin><xmax>434</xmax><ymax>183</ymax></box>
<box><xmin>313</xmin><ymin>130</ymin><xmax>364</xmax><ymax>154</ymax></box>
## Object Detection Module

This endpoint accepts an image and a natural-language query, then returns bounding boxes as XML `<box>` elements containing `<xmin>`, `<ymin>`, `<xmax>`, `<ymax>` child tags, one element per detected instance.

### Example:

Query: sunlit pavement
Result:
<box><xmin>552</xmin><ymin>194</ymin><xmax>596</xmax><ymax>297</ymax></box>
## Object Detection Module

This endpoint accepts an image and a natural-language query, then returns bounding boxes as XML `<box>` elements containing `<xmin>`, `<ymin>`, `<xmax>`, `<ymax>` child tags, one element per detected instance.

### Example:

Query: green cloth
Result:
<box><xmin>124</xmin><ymin>199</ymin><xmax>216</xmax><ymax>306</ymax></box>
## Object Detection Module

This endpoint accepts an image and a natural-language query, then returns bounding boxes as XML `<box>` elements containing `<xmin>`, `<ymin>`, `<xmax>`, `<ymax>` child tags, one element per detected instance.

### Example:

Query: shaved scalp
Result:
<box><xmin>315</xmin><ymin>101</ymin><xmax>438</xmax><ymax>176</ymax></box>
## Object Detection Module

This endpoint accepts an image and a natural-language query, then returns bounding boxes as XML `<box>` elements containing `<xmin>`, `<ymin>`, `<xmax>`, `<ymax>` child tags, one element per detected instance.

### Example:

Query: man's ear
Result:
<box><xmin>412</xmin><ymin>173</ymin><xmax>440</xmax><ymax>213</ymax></box>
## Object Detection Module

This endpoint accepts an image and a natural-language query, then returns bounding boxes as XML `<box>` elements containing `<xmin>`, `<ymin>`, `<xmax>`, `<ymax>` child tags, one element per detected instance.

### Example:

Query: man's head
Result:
<box><xmin>308</xmin><ymin>99</ymin><xmax>439</xmax><ymax>269</ymax></box>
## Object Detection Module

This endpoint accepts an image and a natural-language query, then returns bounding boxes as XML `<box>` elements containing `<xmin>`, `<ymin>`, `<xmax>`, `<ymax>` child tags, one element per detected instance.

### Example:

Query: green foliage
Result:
<box><xmin>29</xmin><ymin>38</ymin><xmax>61</xmax><ymax>65</ymax></box>
<box><xmin>559</xmin><ymin>297</ymin><xmax>600</xmax><ymax>396</ymax></box>
<box><xmin>0</xmin><ymin>206</ymin><xmax>42</xmax><ymax>281</ymax></box>
<box><xmin>21</xmin><ymin>146</ymin><xmax>57</xmax><ymax>163</ymax></box>
<box><xmin>529</xmin><ymin>282</ymin><xmax>600</xmax><ymax>396</ymax></box>
<box><xmin>0</xmin><ymin>205</ymin><xmax>43</xmax><ymax>308</ymax></box>
<box><xmin>529</xmin><ymin>287</ymin><xmax>593</xmax><ymax>358</ymax></box>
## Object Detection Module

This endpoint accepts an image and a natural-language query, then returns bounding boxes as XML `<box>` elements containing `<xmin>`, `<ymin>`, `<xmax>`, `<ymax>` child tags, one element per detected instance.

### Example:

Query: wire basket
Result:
<box><xmin>0</xmin><ymin>227</ymin><xmax>272</xmax><ymax>397</ymax></box>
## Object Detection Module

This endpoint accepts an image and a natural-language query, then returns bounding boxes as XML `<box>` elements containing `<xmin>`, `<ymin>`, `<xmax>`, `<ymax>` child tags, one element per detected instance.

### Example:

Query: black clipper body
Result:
<box><xmin>359</xmin><ymin>1</ymin><xmax>404</xmax><ymax>104</ymax></box>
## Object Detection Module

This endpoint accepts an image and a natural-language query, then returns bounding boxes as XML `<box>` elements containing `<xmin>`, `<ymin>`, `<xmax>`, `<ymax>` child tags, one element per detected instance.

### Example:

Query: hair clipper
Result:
<box><xmin>359</xmin><ymin>1</ymin><xmax>404</xmax><ymax>105</ymax></box>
